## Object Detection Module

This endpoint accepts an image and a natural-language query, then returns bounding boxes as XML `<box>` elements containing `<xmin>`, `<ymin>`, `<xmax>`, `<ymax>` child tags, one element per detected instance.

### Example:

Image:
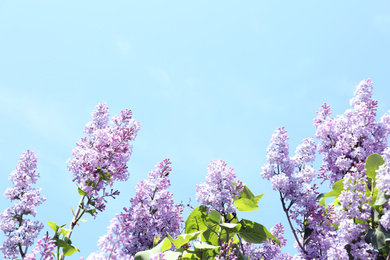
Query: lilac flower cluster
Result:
<box><xmin>67</xmin><ymin>102</ymin><xmax>140</xmax><ymax>215</ymax></box>
<box><xmin>260</xmin><ymin>128</ymin><xmax>325</xmax><ymax>258</ymax></box>
<box><xmin>196</xmin><ymin>160</ymin><xmax>244</xmax><ymax>216</ymax></box>
<box><xmin>88</xmin><ymin>159</ymin><xmax>183</xmax><ymax>258</ymax></box>
<box><xmin>326</xmin><ymin>164</ymin><xmax>376</xmax><ymax>259</ymax></box>
<box><xmin>314</xmin><ymin>79</ymin><xmax>390</xmax><ymax>185</ymax></box>
<box><xmin>260</xmin><ymin>79</ymin><xmax>390</xmax><ymax>259</ymax></box>
<box><xmin>216</xmin><ymin>238</ymin><xmax>238</xmax><ymax>260</ymax></box>
<box><xmin>0</xmin><ymin>150</ymin><xmax>45</xmax><ymax>259</ymax></box>
<box><xmin>24</xmin><ymin>234</ymin><xmax>56</xmax><ymax>260</ymax></box>
<box><xmin>243</xmin><ymin>223</ymin><xmax>292</xmax><ymax>260</ymax></box>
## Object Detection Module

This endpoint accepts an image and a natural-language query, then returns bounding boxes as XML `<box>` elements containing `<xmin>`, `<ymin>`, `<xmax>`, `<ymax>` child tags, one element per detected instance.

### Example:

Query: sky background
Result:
<box><xmin>1</xmin><ymin>1</ymin><xmax>390</xmax><ymax>258</ymax></box>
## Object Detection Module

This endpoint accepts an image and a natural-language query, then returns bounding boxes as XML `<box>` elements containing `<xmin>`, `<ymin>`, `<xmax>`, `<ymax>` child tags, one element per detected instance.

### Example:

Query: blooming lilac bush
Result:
<box><xmin>3</xmin><ymin>79</ymin><xmax>390</xmax><ymax>259</ymax></box>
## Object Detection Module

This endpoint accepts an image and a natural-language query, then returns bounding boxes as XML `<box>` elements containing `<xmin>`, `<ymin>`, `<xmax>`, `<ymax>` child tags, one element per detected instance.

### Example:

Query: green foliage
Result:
<box><xmin>238</xmin><ymin>219</ymin><xmax>279</xmax><ymax>245</ymax></box>
<box><xmin>136</xmin><ymin>184</ymin><xmax>277</xmax><ymax>259</ymax></box>
<box><xmin>365</xmin><ymin>153</ymin><xmax>385</xmax><ymax>179</ymax></box>
<box><xmin>47</xmin><ymin>221</ymin><xmax>79</xmax><ymax>259</ymax></box>
<box><xmin>234</xmin><ymin>185</ymin><xmax>264</xmax><ymax>211</ymax></box>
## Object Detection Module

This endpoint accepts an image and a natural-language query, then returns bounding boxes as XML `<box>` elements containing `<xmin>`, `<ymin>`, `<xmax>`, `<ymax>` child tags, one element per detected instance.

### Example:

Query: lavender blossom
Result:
<box><xmin>88</xmin><ymin>159</ymin><xmax>183</xmax><ymax>258</ymax></box>
<box><xmin>314</xmin><ymin>79</ymin><xmax>390</xmax><ymax>185</ymax></box>
<box><xmin>216</xmin><ymin>238</ymin><xmax>238</xmax><ymax>260</ymax></box>
<box><xmin>260</xmin><ymin>79</ymin><xmax>389</xmax><ymax>259</ymax></box>
<box><xmin>67</xmin><ymin>102</ymin><xmax>140</xmax><ymax>215</ymax></box>
<box><xmin>24</xmin><ymin>234</ymin><xmax>56</xmax><ymax>260</ymax></box>
<box><xmin>261</xmin><ymin>128</ymin><xmax>334</xmax><ymax>259</ymax></box>
<box><xmin>0</xmin><ymin>150</ymin><xmax>45</xmax><ymax>259</ymax></box>
<box><xmin>196</xmin><ymin>160</ymin><xmax>244</xmax><ymax>216</ymax></box>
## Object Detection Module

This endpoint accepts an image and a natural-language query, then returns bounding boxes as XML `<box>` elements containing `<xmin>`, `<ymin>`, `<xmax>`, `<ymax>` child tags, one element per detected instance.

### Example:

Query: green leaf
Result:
<box><xmin>167</xmin><ymin>231</ymin><xmax>202</xmax><ymax>249</ymax></box>
<box><xmin>184</xmin><ymin>206</ymin><xmax>208</xmax><ymax>234</ymax></box>
<box><xmin>208</xmin><ymin>210</ymin><xmax>221</xmax><ymax>224</ymax></box>
<box><xmin>47</xmin><ymin>222</ymin><xmax>59</xmax><ymax>232</ymax></box>
<box><xmin>86</xmin><ymin>208</ymin><xmax>96</xmax><ymax>215</ymax></box>
<box><xmin>55</xmin><ymin>239</ymin><xmax>69</xmax><ymax>248</ymax></box>
<box><xmin>135</xmin><ymin>239</ymin><xmax>175</xmax><ymax>260</ymax></box>
<box><xmin>161</xmin><ymin>238</ymin><xmax>172</xmax><ymax>252</ymax></box>
<box><xmin>153</xmin><ymin>233</ymin><xmax>162</xmax><ymax>247</ymax></box>
<box><xmin>365</xmin><ymin>226</ymin><xmax>390</xmax><ymax>250</ymax></box>
<box><xmin>220</xmin><ymin>222</ymin><xmax>242</xmax><ymax>233</ymax></box>
<box><xmin>135</xmin><ymin>240</ymin><xmax>165</xmax><ymax>260</ymax></box>
<box><xmin>234</xmin><ymin>185</ymin><xmax>264</xmax><ymax>212</ymax></box>
<box><xmin>193</xmin><ymin>241</ymin><xmax>219</xmax><ymax>250</ymax></box>
<box><xmin>238</xmin><ymin>219</ymin><xmax>279</xmax><ymax>245</ymax></box>
<box><xmin>60</xmin><ymin>228</ymin><xmax>71</xmax><ymax>236</ymax></box>
<box><xmin>99</xmin><ymin>170</ymin><xmax>111</xmax><ymax>183</ymax></box>
<box><xmin>63</xmin><ymin>245</ymin><xmax>80</xmax><ymax>256</ymax></box>
<box><xmin>365</xmin><ymin>153</ymin><xmax>385</xmax><ymax>179</ymax></box>
<box><xmin>375</xmin><ymin>189</ymin><xmax>389</xmax><ymax>206</ymax></box>
<box><xmin>319</xmin><ymin>179</ymin><xmax>344</xmax><ymax>206</ymax></box>
<box><xmin>201</xmin><ymin>225</ymin><xmax>219</xmax><ymax>246</ymax></box>
<box><xmin>78</xmin><ymin>188</ymin><xmax>86</xmax><ymax>196</ymax></box>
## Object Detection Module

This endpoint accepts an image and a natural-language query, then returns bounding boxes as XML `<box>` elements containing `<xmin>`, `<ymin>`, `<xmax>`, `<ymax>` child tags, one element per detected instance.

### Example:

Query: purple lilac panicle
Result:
<box><xmin>260</xmin><ymin>80</ymin><xmax>388</xmax><ymax>259</ymax></box>
<box><xmin>314</xmin><ymin>79</ymin><xmax>390</xmax><ymax>185</ymax></box>
<box><xmin>88</xmin><ymin>159</ymin><xmax>183</xmax><ymax>258</ymax></box>
<box><xmin>260</xmin><ymin>127</ymin><xmax>336</xmax><ymax>259</ymax></box>
<box><xmin>0</xmin><ymin>150</ymin><xmax>45</xmax><ymax>259</ymax></box>
<box><xmin>24</xmin><ymin>234</ymin><xmax>56</xmax><ymax>260</ymax></box>
<box><xmin>196</xmin><ymin>160</ymin><xmax>244</xmax><ymax>216</ymax></box>
<box><xmin>67</xmin><ymin>102</ymin><xmax>140</xmax><ymax>215</ymax></box>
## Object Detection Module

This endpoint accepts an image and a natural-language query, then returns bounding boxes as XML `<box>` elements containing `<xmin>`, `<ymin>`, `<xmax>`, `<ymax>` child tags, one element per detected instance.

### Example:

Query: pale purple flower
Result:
<box><xmin>150</xmin><ymin>253</ymin><xmax>167</xmax><ymax>260</ymax></box>
<box><xmin>90</xmin><ymin>159</ymin><xmax>183</xmax><ymax>258</ymax></box>
<box><xmin>314</xmin><ymin>79</ymin><xmax>390</xmax><ymax>185</ymax></box>
<box><xmin>24</xmin><ymin>234</ymin><xmax>56</xmax><ymax>260</ymax></box>
<box><xmin>196</xmin><ymin>160</ymin><xmax>244</xmax><ymax>216</ymax></box>
<box><xmin>0</xmin><ymin>150</ymin><xmax>45</xmax><ymax>259</ymax></box>
<box><xmin>216</xmin><ymin>238</ymin><xmax>238</xmax><ymax>260</ymax></box>
<box><xmin>67</xmin><ymin>102</ymin><xmax>140</xmax><ymax>215</ymax></box>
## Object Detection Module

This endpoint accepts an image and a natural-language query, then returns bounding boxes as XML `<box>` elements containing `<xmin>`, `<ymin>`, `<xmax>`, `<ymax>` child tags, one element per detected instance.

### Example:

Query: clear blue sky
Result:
<box><xmin>1</xmin><ymin>1</ymin><xmax>390</xmax><ymax>258</ymax></box>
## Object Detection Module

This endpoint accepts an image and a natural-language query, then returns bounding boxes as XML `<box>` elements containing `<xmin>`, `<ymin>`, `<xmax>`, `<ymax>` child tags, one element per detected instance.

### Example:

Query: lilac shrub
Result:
<box><xmin>89</xmin><ymin>159</ymin><xmax>183</xmax><ymax>259</ymax></box>
<box><xmin>0</xmin><ymin>150</ymin><xmax>45</xmax><ymax>259</ymax></box>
